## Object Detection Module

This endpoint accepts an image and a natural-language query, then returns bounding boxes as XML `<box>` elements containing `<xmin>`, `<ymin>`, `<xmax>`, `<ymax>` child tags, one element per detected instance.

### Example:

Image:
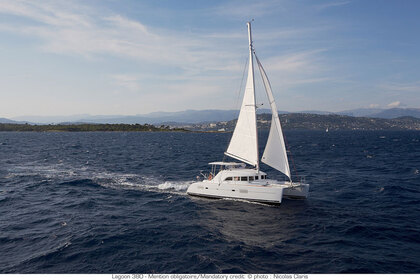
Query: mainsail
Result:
<box><xmin>256</xmin><ymin>55</ymin><xmax>291</xmax><ymax>180</ymax></box>
<box><xmin>225</xmin><ymin>22</ymin><xmax>259</xmax><ymax>167</ymax></box>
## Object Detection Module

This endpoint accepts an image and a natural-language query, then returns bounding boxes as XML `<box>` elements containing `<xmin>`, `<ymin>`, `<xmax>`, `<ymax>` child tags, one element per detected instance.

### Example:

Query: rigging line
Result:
<box><xmin>234</xmin><ymin>56</ymin><xmax>249</xmax><ymax>114</ymax></box>
<box><xmin>224</xmin><ymin>55</ymin><xmax>249</xmax><ymax>162</ymax></box>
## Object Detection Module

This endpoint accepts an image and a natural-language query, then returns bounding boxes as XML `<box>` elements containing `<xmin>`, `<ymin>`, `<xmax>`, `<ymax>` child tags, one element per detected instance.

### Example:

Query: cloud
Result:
<box><xmin>111</xmin><ymin>74</ymin><xmax>141</xmax><ymax>92</ymax></box>
<box><xmin>258</xmin><ymin>49</ymin><xmax>332</xmax><ymax>87</ymax></box>
<box><xmin>387</xmin><ymin>101</ymin><xmax>404</xmax><ymax>108</ymax></box>
<box><xmin>0</xmin><ymin>1</ymin><xmax>234</xmax><ymax>71</ymax></box>
<box><xmin>368</xmin><ymin>104</ymin><xmax>380</xmax><ymax>108</ymax></box>
<box><xmin>2</xmin><ymin>1</ymin><xmax>334</xmax><ymax>90</ymax></box>
<box><xmin>0</xmin><ymin>1</ymin><xmax>333</xmax><ymax>76</ymax></box>
<box><xmin>0</xmin><ymin>0</ymin><xmax>343</xmax><ymax>115</ymax></box>
<box><xmin>264</xmin><ymin>49</ymin><xmax>326</xmax><ymax>72</ymax></box>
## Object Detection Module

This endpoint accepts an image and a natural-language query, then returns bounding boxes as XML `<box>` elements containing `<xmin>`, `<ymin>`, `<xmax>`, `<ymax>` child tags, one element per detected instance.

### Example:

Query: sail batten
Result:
<box><xmin>255</xmin><ymin>55</ymin><xmax>291</xmax><ymax>180</ymax></box>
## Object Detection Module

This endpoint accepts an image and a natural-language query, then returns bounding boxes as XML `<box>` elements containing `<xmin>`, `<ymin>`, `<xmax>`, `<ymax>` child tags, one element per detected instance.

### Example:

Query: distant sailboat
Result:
<box><xmin>187</xmin><ymin>21</ymin><xmax>309</xmax><ymax>204</ymax></box>
<box><xmin>326</xmin><ymin>127</ymin><xmax>329</xmax><ymax>133</ymax></box>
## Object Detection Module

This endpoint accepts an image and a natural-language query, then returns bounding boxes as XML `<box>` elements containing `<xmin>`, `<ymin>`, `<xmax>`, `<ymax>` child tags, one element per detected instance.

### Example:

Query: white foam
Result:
<box><xmin>156</xmin><ymin>181</ymin><xmax>191</xmax><ymax>191</ymax></box>
<box><xmin>89</xmin><ymin>171</ymin><xmax>193</xmax><ymax>196</ymax></box>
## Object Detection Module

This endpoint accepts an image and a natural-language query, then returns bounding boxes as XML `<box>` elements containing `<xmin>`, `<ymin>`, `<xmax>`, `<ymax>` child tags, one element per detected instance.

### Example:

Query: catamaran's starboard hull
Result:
<box><xmin>283</xmin><ymin>183</ymin><xmax>310</xmax><ymax>199</ymax></box>
<box><xmin>187</xmin><ymin>182</ymin><xmax>284</xmax><ymax>204</ymax></box>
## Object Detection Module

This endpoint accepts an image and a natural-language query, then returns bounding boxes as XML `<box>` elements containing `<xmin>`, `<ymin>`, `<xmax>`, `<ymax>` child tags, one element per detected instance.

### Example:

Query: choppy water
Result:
<box><xmin>0</xmin><ymin>131</ymin><xmax>419</xmax><ymax>273</ymax></box>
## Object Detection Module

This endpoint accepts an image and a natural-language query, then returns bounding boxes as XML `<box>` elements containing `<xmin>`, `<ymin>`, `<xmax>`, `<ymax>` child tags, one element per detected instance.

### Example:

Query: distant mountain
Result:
<box><xmin>3</xmin><ymin>114</ymin><xmax>420</xmax><ymax>131</ymax></box>
<box><xmin>8</xmin><ymin>107</ymin><xmax>420</xmax><ymax>125</ymax></box>
<box><xmin>78</xmin><ymin>116</ymin><xmax>151</xmax><ymax>124</ymax></box>
<box><xmin>12</xmin><ymin>110</ymin><xmax>242</xmax><ymax>125</ymax></box>
<box><xmin>337</xmin><ymin>108</ymin><xmax>384</xmax><ymax>117</ymax></box>
<box><xmin>13</xmin><ymin>114</ymin><xmax>95</xmax><ymax>124</ymax></box>
<box><xmin>367</xmin><ymin>108</ymin><xmax>420</xmax><ymax>119</ymax></box>
<box><xmin>0</xmin><ymin>117</ymin><xmax>18</xmax><ymax>123</ymax></box>
<box><xmin>77</xmin><ymin>109</ymin><xmax>293</xmax><ymax>124</ymax></box>
<box><xmin>57</xmin><ymin>122</ymin><xmax>95</xmax><ymax>125</ymax></box>
<box><xmin>298</xmin><ymin>110</ymin><xmax>332</xmax><ymax>115</ymax></box>
<box><xmin>76</xmin><ymin>110</ymin><xmax>240</xmax><ymax>124</ymax></box>
<box><xmin>186</xmin><ymin>113</ymin><xmax>420</xmax><ymax>131</ymax></box>
<box><xmin>146</xmin><ymin>109</ymin><xmax>240</xmax><ymax>123</ymax></box>
<box><xmin>0</xmin><ymin>117</ymin><xmax>31</xmax><ymax>124</ymax></box>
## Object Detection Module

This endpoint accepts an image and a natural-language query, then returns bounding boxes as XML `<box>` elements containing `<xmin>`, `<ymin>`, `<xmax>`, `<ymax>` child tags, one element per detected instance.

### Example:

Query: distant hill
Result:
<box><xmin>0</xmin><ymin>117</ymin><xmax>31</xmax><ymax>124</ymax></box>
<box><xmin>0</xmin><ymin>117</ymin><xmax>17</xmax><ymax>123</ymax></box>
<box><xmin>12</xmin><ymin>110</ymin><xmax>242</xmax><ymax>124</ymax></box>
<box><xmin>367</xmin><ymin>108</ymin><xmax>420</xmax><ymax>119</ymax></box>
<box><xmin>3</xmin><ymin>113</ymin><xmax>420</xmax><ymax>131</ymax></box>
<box><xmin>185</xmin><ymin>113</ymin><xmax>420</xmax><ymax>131</ymax></box>
<box><xmin>12</xmin><ymin>114</ymin><xmax>93</xmax><ymax>124</ymax></box>
<box><xmin>8</xmin><ymin>107</ymin><xmax>420</xmax><ymax>125</ymax></box>
<box><xmin>298</xmin><ymin>110</ymin><xmax>333</xmax><ymax>115</ymax></box>
<box><xmin>13</xmin><ymin>110</ymin><xmax>261</xmax><ymax>125</ymax></box>
<box><xmin>76</xmin><ymin>110</ymin><xmax>241</xmax><ymax>124</ymax></box>
<box><xmin>338</xmin><ymin>108</ymin><xmax>384</xmax><ymax>117</ymax></box>
<box><xmin>337</xmin><ymin>107</ymin><xmax>420</xmax><ymax>119</ymax></box>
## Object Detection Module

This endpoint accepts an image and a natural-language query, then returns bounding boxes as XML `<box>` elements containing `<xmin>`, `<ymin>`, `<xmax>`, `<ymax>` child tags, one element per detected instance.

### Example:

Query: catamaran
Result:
<box><xmin>187</xmin><ymin>21</ymin><xmax>309</xmax><ymax>204</ymax></box>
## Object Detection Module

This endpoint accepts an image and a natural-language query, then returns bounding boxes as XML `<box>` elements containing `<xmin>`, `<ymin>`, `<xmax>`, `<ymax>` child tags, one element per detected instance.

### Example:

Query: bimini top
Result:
<box><xmin>208</xmin><ymin>162</ymin><xmax>246</xmax><ymax>167</ymax></box>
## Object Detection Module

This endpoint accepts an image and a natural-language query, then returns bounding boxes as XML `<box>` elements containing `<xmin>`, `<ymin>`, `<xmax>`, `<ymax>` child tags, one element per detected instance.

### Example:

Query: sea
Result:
<box><xmin>0</xmin><ymin>130</ymin><xmax>419</xmax><ymax>273</ymax></box>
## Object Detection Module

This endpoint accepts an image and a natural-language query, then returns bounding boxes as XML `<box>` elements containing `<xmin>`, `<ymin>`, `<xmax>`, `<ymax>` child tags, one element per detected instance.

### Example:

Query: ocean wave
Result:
<box><xmin>2</xmin><ymin>131</ymin><xmax>420</xmax><ymax>273</ymax></box>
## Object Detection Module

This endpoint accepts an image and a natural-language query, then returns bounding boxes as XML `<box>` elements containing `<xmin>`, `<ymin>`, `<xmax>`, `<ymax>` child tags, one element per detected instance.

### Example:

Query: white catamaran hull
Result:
<box><xmin>187</xmin><ymin>181</ymin><xmax>285</xmax><ymax>204</ymax></box>
<box><xmin>282</xmin><ymin>183</ymin><xmax>310</xmax><ymax>199</ymax></box>
<box><xmin>187</xmin><ymin>181</ymin><xmax>309</xmax><ymax>204</ymax></box>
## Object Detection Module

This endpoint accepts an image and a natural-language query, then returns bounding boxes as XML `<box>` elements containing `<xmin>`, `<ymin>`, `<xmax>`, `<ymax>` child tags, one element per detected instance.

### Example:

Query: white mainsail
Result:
<box><xmin>225</xmin><ymin>22</ymin><xmax>259</xmax><ymax>167</ymax></box>
<box><xmin>256</xmin><ymin>55</ymin><xmax>291</xmax><ymax>180</ymax></box>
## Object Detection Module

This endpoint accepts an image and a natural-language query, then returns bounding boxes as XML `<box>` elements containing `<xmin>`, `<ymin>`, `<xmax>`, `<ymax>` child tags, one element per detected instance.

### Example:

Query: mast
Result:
<box><xmin>247</xmin><ymin>21</ymin><xmax>259</xmax><ymax>172</ymax></box>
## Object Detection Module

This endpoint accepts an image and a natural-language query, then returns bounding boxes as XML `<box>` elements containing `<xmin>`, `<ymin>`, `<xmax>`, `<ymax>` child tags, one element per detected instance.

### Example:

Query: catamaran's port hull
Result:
<box><xmin>187</xmin><ymin>182</ymin><xmax>284</xmax><ymax>204</ymax></box>
<box><xmin>187</xmin><ymin>192</ymin><xmax>284</xmax><ymax>205</ymax></box>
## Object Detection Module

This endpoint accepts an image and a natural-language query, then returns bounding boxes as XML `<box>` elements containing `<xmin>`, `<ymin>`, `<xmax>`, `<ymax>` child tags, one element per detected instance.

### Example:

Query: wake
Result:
<box><xmin>6</xmin><ymin>162</ymin><xmax>193</xmax><ymax>195</ymax></box>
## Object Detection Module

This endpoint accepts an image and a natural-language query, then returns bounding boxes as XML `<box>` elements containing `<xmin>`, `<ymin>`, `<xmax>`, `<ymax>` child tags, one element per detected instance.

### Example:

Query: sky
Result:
<box><xmin>0</xmin><ymin>0</ymin><xmax>420</xmax><ymax>118</ymax></box>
